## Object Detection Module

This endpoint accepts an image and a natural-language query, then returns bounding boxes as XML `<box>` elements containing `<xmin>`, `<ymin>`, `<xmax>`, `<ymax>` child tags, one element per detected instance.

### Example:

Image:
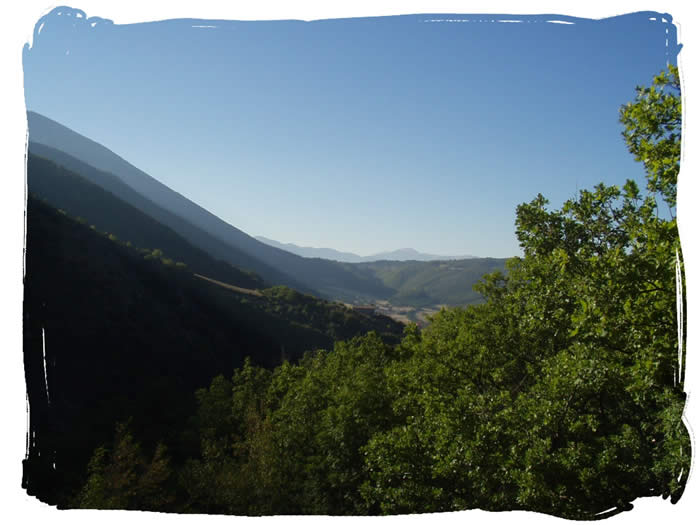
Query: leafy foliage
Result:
<box><xmin>179</xmin><ymin>333</ymin><xmax>401</xmax><ymax>515</ymax></box>
<box><xmin>22</xmin><ymin>196</ymin><xmax>402</xmax><ymax>506</ymax></box>
<box><xmin>31</xmin><ymin>67</ymin><xmax>688</xmax><ymax>518</ymax></box>
<box><xmin>360</xmin><ymin>65</ymin><xmax>688</xmax><ymax>518</ymax></box>
<box><xmin>619</xmin><ymin>65</ymin><xmax>681</xmax><ymax>209</ymax></box>
<box><xmin>76</xmin><ymin>422</ymin><xmax>175</xmax><ymax>511</ymax></box>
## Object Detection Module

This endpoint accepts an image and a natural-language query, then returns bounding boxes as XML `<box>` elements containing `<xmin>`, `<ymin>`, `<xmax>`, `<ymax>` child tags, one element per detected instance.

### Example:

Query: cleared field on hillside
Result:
<box><xmin>194</xmin><ymin>274</ymin><xmax>263</xmax><ymax>296</ymax></box>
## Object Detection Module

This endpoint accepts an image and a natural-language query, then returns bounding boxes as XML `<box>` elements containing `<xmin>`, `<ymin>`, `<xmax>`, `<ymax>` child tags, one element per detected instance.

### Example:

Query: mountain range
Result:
<box><xmin>23</xmin><ymin>109</ymin><xmax>508</xmax><ymax>505</ymax></box>
<box><xmin>23</xmin><ymin>191</ymin><xmax>405</xmax><ymax>504</ymax></box>
<box><xmin>254</xmin><ymin>236</ymin><xmax>475</xmax><ymax>263</ymax></box>
<box><xmin>26</xmin><ymin>110</ymin><xmax>507</xmax><ymax>307</ymax></box>
<box><xmin>26</xmin><ymin>111</ymin><xmax>391</xmax><ymax>299</ymax></box>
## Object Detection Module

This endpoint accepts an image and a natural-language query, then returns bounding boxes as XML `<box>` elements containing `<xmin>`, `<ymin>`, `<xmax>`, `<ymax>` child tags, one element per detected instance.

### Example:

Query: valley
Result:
<box><xmin>370</xmin><ymin>300</ymin><xmax>446</xmax><ymax>327</ymax></box>
<box><xmin>19</xmin><ymin>59</ymin><xmax>689</xmax><ymax>518</ymax></box>
<box><xmin>27</xmin><ymin>112</ymin><xmax>507</xmax><ymax>316</ymax></box>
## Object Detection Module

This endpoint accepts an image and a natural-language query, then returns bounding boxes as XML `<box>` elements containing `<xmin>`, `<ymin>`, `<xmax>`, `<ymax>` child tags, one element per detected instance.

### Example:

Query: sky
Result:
<box><xmin>21</xmin><ymin>8</ymin><xmax>679</xmax><ymax>258</ymax></box>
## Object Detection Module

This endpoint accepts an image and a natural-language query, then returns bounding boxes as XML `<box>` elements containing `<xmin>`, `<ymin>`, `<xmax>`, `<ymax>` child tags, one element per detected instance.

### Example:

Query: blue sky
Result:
<box><xmin>22</xmin><ymin>8</ymin><xmax>679</xmax><ymax>258</ymax></box>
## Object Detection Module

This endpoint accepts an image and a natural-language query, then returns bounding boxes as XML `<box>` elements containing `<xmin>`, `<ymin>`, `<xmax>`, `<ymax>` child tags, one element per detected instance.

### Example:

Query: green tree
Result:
<box><xmin>254</xmin><ymin>332</ymin><xmax>399</xmax><ymax>514</ymax></box>
<box><xmin>362</xmin><ymin>66</ymin><xmax>687</xmax><ymax>518</ymax></box>
<box><xmin>620</xmin><ymin>65</ymin><xmax>681</xmax><ymax>210</ymax></box>
<box><xmin>76</xmin><ymin>422</ymin><xmax>174</xmax><ymax>511</ymax></box>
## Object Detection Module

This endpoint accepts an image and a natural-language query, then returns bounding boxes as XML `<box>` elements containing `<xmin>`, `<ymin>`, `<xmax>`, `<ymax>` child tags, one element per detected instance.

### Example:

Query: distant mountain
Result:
<box><xmin>366</xmin><ymin>247</ymin><xmax>476</xmax><ymax>262</ymax></box>
<box><xmin>27</xmin><ymin>143</ymin><xmax>318</xmax><ymax>288</ymax></box>
<box><xmin>255</xmin><ymin>236</ymin><xmax>366</xmax><ymax>262</ymax></box>
<box><xmin>344</xmin><ymin>258</ymin><xmax>508</xmax><ymax>307</ymax></box>
<box><xmin>255</xmin><ymin>237</ymin><xmax>475</xmax><ymax>262</ymax></box>
<box><xmin>27</xmin><ymin>114</ymin><xmax>310</xmax><ymax>292</ymax></box>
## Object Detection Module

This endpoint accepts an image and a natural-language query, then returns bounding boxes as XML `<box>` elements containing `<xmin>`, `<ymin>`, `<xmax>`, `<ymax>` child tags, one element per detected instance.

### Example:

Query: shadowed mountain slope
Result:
<box><xmin>27</xmin><ymin>141</ymin><xmax>311</xmax><ymax>292</ymax></box>
<box><xmin>27</xmin><ymin>152</ymin><xmax>266</xmax><ymax>290</ymax></box>
<box><xmin>27</xmin><ymin>112</ymin><xmax>393</xmax><ymax>300</ymax></box>
<box><xmin>22</xmin><ymin>195</ymin><xmax>405</xmax><ymax>506</ymax></box>
<box><xmin>22</xmin><ymin>195</ymin><xmax>285</xmax><ymax>505</ymax></box>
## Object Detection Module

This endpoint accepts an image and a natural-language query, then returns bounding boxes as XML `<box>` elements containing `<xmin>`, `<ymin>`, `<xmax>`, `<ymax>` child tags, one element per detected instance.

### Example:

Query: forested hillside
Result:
<box><xmin>342</xmin><ymin>258</ymin><xmax>508</xmax><ymax>307</ymax></box>
<box><xmin>27</xmin><ymin>113</ymin><xmax>398</xmax><ymax>301</ymax></box>
<box><xmin>24</xmin><ymin>67</ymin><xmax>688</xmax><ymax>519</ymax></box>
<box><xmin>22</xmin><ymin>196</ymin><xmax>404</xmax><ymax>505</ymax></box>
<box><xmin>28</xmin><ymin>139</ymin><xmax>501</xmax><ymax>309</ymax></box>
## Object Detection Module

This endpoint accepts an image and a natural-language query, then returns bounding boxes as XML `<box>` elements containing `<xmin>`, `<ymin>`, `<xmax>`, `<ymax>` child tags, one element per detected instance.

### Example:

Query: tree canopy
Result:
<box><xmin>69</xmin><ymin>66</ymin><xmax>689</xmax><ymax>518</ymax></box>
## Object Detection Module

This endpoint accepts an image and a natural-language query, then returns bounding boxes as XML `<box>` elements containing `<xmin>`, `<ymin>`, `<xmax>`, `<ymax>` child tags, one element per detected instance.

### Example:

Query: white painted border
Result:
<box><xmin>2</xmin><ymin>2</ymin><xmax>696</xmax><ymax>524</ymax></box>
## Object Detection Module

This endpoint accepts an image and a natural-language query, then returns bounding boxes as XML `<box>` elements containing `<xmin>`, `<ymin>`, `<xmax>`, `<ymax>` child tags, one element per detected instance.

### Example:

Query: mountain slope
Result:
<box><xmin>27</xmin><ymin>110</ymin><xmax>216</xmax><ymax>226</ymax></box>
<box><xmin>27</xmin><ymin>112</ymin><xmax>393</xmax><ymax>300</ymax></box>
<box><xmin>339</xmin><ymin>258</ymin><xmax>509</xmax><ymax>307</ymax></box>
<box><xmin>23</xmin><ymin>195</ymin><xmax>285</xmax><ymax>505</ymax></box>
<box><xmin>27</xmin><ymin>141</ymin><xmax>313</xmax><ymax>293</ymax></box>
<box><xmin>368</xmin><ymin>247</ymin><xmax>475</xmax><ymax>262</ymax></box>
<box><xmin>22</xmin><ymin>195</ymin><xmax>404</xmax><ymax>506</ymax></box>
<box><xmin>255</xmin><ymin>236</ymin><xmax>366</xmax><ymax>262</ymax></box>
<box><xmin>27</xmin><ymin>153</ymin><xmax>268</xmax><ymax>289</ymax></box>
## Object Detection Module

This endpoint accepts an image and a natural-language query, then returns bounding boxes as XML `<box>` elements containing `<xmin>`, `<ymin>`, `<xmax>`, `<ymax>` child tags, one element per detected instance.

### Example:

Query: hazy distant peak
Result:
<box><xmin>370</xmin><ymin>247</ymin><xmax>475</xmax><ymax>261</ymax></box>
<box><xmin>255</xmin><ymin>237</ymin><xmax>475</xmax><ymax>262</ymax></box>
<box><xmin>254</xmin><ymin>236</ymin><xmax>366</xmax><ymax>262</ymax></box>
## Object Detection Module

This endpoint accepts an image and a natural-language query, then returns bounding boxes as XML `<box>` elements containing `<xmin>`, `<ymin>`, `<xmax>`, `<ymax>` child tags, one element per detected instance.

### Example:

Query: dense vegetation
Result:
<box><xmin>22</xmin><ymin>196</ymin><xmax>403</xmax><ymax>505</ymax></box>
<box><xmin>25</xmin><ymin>67</ymin><xmax>688</xmax><ymax>518</ymax></box>
<box><xmin>258</xmin><ymin>285</ymin><xmax>403</xmax><ymax>345</ymax></box>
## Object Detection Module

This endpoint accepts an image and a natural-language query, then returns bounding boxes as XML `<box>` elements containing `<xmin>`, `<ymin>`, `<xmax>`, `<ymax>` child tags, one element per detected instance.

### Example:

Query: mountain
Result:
<box><xmin>368</xmin><ymin>247</ymin><xmax>475</xmax><ymax>262</ymax></box>
<box><xmin>255</xmin><ymin>236</ymin><xmax>367</xmax><ymax>262</ymax></box>
<box><xmin>26</xmin><ymin>112</ymin><xmax>393</xmax><ymax>301</ymax></box>
<box><xmin>26</xmin><ymin>118</ymin><xmax>311</xmax><ymax>293</ymax></box>
<box><xmin>344</xmin><ymin>258</ymin><xmax>508</xmax><ymax>307</ymax></box>
<box><xmin>255</xmin><ymin>237</ymin><xmax>475</xmax><ymax>262</ymax></box>
<box><xmin>27</xmin><ymin>151</ymin><xmax>264</xmax><ymax>290</ymax></box>
<box><xmin>23</xmin><ymin>194</ymin><xmax>405</xmax><ymax>505</ymax></box>
<box><xmin>26</xmin><ymin>111</ymin><xmax>502</xmax><ymax>308</ymax></box>
<box><xmin>25</xmin><ymin>151</ymin><xmax>405</xmax><ymax>344</ymax></box>
<box><xmin>22</xmin><ymin>195</ymin><xmax>285</xmax><ymax>505</ymax></box>
<box><xmin>26</xmin><ymin>142</ymin><xmax>311</xmax><ymax>289</ymax></box>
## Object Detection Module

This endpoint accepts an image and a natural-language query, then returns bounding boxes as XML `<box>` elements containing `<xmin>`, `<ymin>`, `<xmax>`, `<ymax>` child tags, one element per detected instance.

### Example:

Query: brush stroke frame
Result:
<box><xmin>8</xmin><ymin>1</ymin><xmax>697</xmax><ymax>524</ymax></box>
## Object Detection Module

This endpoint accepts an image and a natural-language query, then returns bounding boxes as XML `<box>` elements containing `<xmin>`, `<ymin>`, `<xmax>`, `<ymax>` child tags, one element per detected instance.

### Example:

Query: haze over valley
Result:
<box><xmin>255</xmin><ymin>236</ymin><xmax>477</xmax><ymax>263</ymax></box>
<box><xmin>27</xmin><ymin>111</ymin><xmax>506</xmax><ymax>325</ymax></box>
